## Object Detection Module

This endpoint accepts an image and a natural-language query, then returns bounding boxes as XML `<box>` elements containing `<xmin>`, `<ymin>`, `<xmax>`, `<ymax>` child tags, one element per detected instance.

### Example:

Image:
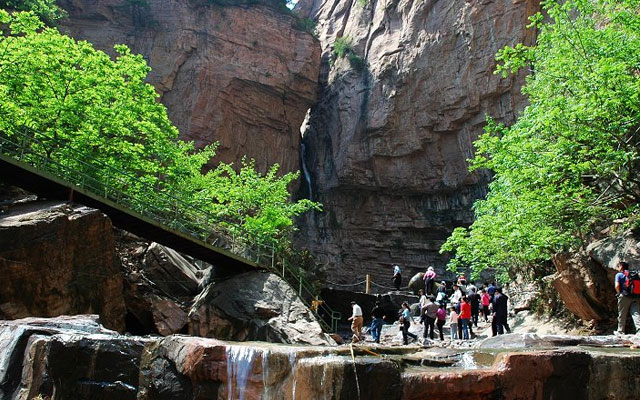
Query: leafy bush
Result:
<box><xmin>441</xmin><ymin>0</ymin><xmax>640</xmax><ymax>278</ymax></box>
<box><xmin>332</xmin><ymin>36</ymin><xmax>353</xmax><ymax>59</ymax></box>
<box><xmin>0</xmin><ymin>0</ymin><xmax>63</xmax><ymax>23</ymax></box>
<box><xmin>295</xmin><ymin>16</ymin><xmax>317</xmax><ymax>37</ymax></box>
<box><xmin>0</xmin><ymin>9</ymin><xmax>321</xmax><ymax>250</ymax></box>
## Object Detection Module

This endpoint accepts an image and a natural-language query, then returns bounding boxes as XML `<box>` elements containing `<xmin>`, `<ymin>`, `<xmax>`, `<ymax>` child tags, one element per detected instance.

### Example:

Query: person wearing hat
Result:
<box><xmin>348</xmin><ymin>301</ymin><xmax>364</xmax><ymax>342</ymax></box>
<box><xmin>423</xmin><ymin>266</ymin><xmax>437</xmax><ymax>295</ymax></box>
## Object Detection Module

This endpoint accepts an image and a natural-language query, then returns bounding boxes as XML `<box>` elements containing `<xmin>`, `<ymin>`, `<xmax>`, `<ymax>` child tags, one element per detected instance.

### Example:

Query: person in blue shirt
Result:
<box><xmin>615</xmin><ymin>261</ymin><xmax>640</xmax><ymax>335</ymax></box>
<box><xmin>399</xmin><ymin>302</ymin><xmax>417</xmax><ymax>344</ymax></box>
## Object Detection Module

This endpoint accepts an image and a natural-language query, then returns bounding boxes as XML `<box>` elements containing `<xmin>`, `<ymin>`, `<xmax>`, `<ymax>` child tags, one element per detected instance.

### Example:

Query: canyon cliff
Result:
<box><xmin>58</xmin><ymin>0</ymin><xmax>320</xmax><ymax>175</ymax></box>
<box><xmin>294</xmin><ymin>0</ymin><xmax>539</xmax><ymax>284</ymax></box>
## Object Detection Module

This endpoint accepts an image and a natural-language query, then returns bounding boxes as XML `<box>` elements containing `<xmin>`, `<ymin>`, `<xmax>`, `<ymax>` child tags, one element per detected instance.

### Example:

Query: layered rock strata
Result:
<box><xmin>3</xmin><ymin>316</ymin><xmax>640</xmax><ymax>400</ymax></box>
<box><xmin>0</xmin><ymin>200</ymin><xmax>126</xmax><ymax>331</ymax></box>
<box><xmin>58</xmin><ymin>0</ymin><xmax>321</xmax><ymax>174</ymax></box>
<box><xmin>294</xmin><ymin>0</ymin><xmax>539</xmax><ymax>283</ymax></box>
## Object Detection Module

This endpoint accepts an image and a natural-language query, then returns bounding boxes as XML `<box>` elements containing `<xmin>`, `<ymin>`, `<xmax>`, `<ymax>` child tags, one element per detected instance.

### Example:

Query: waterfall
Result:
<box><xmin>454</xmin><ymin>352</ymin><xmax>479</xmax><ymax>370</ymax></box>
<box><xmin>226</xmin><ymin>346</ymin><xmax>261</xmax><ymax>400</ymax></box>
<box><xmin>289</xmin><ymin>352</ymin><xmax>297</xmax><ymax>399</ymax></box>
<box><xmin>300</xmin><ymin>143</ymin><xmax>313</xmax><ymax>200</ymax></box>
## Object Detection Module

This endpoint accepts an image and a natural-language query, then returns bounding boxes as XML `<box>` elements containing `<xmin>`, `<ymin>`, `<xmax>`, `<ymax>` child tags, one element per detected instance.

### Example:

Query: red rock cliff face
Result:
<box><xmin>58</xmin><ymin>0</ymin><xmax>321</xmax><ymax>174</ymax></box>
<box><xmin>295</xmin><ymin>0</ymin><xmax>539</xmax><ymax>284</ymax></box>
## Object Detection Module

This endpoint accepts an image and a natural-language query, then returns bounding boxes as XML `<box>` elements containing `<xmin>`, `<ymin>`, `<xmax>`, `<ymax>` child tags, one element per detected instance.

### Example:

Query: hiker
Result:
<box><xmin>348</xmin><ymin>301</ymin><xmax>364</xmax><ymax>342</ymax></box>
<box><xmin>450</xmin><ymin>284</ymin><xmax>463</xmax><ymax>311</ymax></box>
<box><xmin>491</xmin><ymin>287</ymin><xmax>511</xmax><ymax>336</ymax></box>
<box><xmin>392</xmin><ymin>265</ymin><xmax>402</xmax><ymax>291</ymax></box>
<box><xmin>422</xmin><ymin>296</ymin><xmax>439</xmax><ymax>340</ymax></box>
<box><xmin>481</xmin><ymin>288</ymin><xmax>491</xmax><ymax>323</ymax></box>
<box><xmin>400</xmin><ymin>302</ymin><xmax>417</xmax><ymax>344</ymax></box>
<box><xmin>418</xmin><ymin>289</ymin><xmax>428</xmax><ymax>318</ymax></box>
<box><xmin>457</xmin><ymin>275</ymin><xmax>467</xmax><ymax>294</ymax></box>
<box><xmin>459</xmin><ymin>296</ymin><xmax>471</xmax><ymax>340</ymax></box>
<box><xmin>466</xmin><ymin>280</ymin><xmax>477</xmax><ymax>296</ymax></box>
<box><xmin>448</xmin><ymin>306</ymin><xmax>459</xmax><ymax>340</ymax></box>
<box><xmin>436</xmin><ymin>303</ymin><xmax>447</xmax><ymax>341</ymax></box>
<box><xmin>487</xmin><ymin>281</ymin><xmax>497</xmax><ymax>303</ymax></box>
<box><xmin>370</xmin><ymin>301</ymin><xmax>385</xmax><ymax>343</ymax></box>
<box><xmin>469</xmin><ymin>287</ymin><xmax>480</xmax><ymax>328</ymax></box>
<box><xmin>423</xmin><ymin>266</ymin><xmax>437</xmax><ymax>295</ymax></box>
<box><xmin>436</xmin><ymin>281</ymin><xmax>448</xmax><ymax>306</ymax></box>
<box><xmin>615</xmin><ymin>261</ymin><xmax>640</xmax><ymax>335</ymax></box>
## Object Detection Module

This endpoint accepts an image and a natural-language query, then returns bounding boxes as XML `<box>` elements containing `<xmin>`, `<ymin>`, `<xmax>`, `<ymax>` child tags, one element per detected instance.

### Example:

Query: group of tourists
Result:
<box><xmin>348</xmin><ymin>267</ymin><xmax>512</xmax><ymax>344</ymax></box>
<box><xmin>350</xmin><ymin>259</ymin><xmax>640</xmax><ymax>345</ymax></box>
<box><xmin>414</xmin><ymin>277</ymin><xmax>511</xmax><ymax>343</ymax></box>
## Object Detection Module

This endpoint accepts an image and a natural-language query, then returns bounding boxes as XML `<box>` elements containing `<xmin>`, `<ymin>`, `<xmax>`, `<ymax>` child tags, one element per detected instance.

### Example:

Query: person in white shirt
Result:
<box><xmin>348</xmin><ymin>301</ymin><xmax>364</xmax><ymax>342</ymax></box>
<box><xmin>392</xmin><ymin>265</ymin><xmax>402</xmax><ymax>290</ymax></box>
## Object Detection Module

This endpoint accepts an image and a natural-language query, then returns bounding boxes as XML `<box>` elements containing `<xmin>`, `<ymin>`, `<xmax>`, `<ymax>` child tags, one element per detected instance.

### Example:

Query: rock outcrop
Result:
<box><xmin>294</xmin><ymin>0</ymin><xmax>539</xmax><ymax>283</ymax></box>
<box><xmin>0</xmin><ymin>190</ymin><xmax>334</xmax><ymax>344</ymax></box>
<box><xmin>4</xmin><ymin>316</ymin><xmax>640</xmax><ymax>400</ymax></box>
<box><xmin>118</xmin><ymin>232</ymin><xmax>334</xmax><ymax>344</ymax></box>
<box><xmin>550</xmin><ymin>230</ymin><xmax>640</xmax><ymax>329</ymax></box>
<box><xmin>189</xmin><ymin>271</ymin><xmax>333</xmax><ymax>346</ymax></box>
<box><xmin>0</xmin><ymin>200</ymin><xmax>126</xmax><ymax>332</ymax></box>
<box><xmin>58</xmin><ymin>0</ymin><xmax>321</xmax><ymax>175</ymax></box>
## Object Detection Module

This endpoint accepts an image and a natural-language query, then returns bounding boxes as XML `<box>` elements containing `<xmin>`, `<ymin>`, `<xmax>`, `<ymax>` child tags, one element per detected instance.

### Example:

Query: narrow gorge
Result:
<box><xmin>2</xmin><ymin>0</ymin><xmax>640</xmax><ymax>399</ymax></box>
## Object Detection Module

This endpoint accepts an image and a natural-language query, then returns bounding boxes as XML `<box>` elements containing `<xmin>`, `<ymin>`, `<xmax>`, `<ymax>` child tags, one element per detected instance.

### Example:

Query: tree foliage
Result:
<box><xmin>0</xmin><ymin>0</ymin><xmax>63</xmax><ymax>23</ymax></box>
<box><xmin>0</xmin><ymin>10</ymin><xmax>320</xmax><ymax>250</ymax></box>
<box><xmin>441</xmin><ymin>0</ymin><xmax>640</xmax><ymax>279</ymax></box>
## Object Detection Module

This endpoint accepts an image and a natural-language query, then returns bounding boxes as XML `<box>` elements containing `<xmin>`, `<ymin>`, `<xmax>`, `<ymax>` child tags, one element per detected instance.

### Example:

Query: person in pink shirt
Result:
<box><xmin>423</xmin><ymin>266</ymin><xmax>437</xmax><ymax>295</ymax></box>
<box><xmin>481</xmin><ymin>289</ymin><xmax>491</xmax><ymax>323</ymax></box>
<box><xmin>448</xmin><ymin>307</ymin><xmax>459</xmax><ymax>340</ymax></box>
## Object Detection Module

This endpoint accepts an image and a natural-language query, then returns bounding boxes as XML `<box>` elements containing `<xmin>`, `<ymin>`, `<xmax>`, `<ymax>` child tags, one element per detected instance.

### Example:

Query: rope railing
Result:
<box><xmin>0</xmin><ymin>129</ymin><xmax>342</xmax><ymax>333</ymax></box>
<box><xmin>326</xmin><ymin>277</ymin><xmax>410</xmax><ymax>293</ymax></box>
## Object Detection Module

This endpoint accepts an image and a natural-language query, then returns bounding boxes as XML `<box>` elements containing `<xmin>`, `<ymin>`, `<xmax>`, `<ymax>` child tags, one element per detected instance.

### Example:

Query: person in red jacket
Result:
<box><xmin>459</xmin><ymin>296</ymin><xmax>471</xmax><ymax>340</ymax></box>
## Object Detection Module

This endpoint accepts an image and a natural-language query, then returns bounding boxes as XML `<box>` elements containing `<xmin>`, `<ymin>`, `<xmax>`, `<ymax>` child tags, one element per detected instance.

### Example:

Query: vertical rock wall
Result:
<box><xmin>0</xmin><ymin>201</ymin><xmax>126</xmax><ymax>331</ymax></box>
<box><xmin>58</xmin><ymin>0</ymin><xmax>321</xmax><ymax>174</ymax></box>
<box><xmin>295</xmin><ymin>0</ymin><xmax>539</xmax><ymax>283</ymax></box>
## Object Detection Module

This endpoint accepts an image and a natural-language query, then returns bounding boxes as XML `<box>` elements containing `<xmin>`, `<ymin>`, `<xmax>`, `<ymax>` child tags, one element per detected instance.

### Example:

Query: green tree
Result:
<box><xmin>0</xmin><ymin>10</ymin><xmax>320</xmax><ymax>250</ymax></box>
<box><xmin>441</xmin><ymin>0</ymin><xmax>640</xmax><ymax>279</ymax></box>
<box><xmin>0</xmin><ymin>0</ymin><xmax>63</xmax><ymax>23</ymax></box>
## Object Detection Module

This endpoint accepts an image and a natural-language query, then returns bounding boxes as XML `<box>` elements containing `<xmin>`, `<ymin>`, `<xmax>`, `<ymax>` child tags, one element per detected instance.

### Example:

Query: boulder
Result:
<box><xmin>0</xmin><ymin>200</ymin><xmax>126</xmax><ymax>332</ymax></box>
<box><xmin>407</xmin><ymin>273</ymin><xmax>425</xmax><ymax>294</ymax></box>
<box><xmin>0</xmin><ymin>315</ymin><xmax>147</xmax><ymax>400</ymax></box>
<box><xmin>550</xmin><ymin>242</ymin><xmax>624</xmax><ymax>328</ymax></box>
<box><xmin>188</xmin><ymin>271</ymin><xmax>334</xmax><ymax>345</ymax></box>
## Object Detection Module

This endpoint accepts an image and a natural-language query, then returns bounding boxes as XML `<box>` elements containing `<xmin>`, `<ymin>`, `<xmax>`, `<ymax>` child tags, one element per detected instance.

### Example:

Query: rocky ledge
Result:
<box><xmin>2</xmin><ymin>316</ymin><xmax>640</xmax><ymax>400</ymax></box>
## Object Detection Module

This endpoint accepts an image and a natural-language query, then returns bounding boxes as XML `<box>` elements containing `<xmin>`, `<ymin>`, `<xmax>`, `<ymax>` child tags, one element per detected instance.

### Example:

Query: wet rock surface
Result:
<box><xmin>3</xmin><ymin>316</ymin><xmax>640</xmax><ymax>400</ymax></box>
<box><xmin>0</xmin><ymin>200</ymin><xmax>126</xmax><ymax>332</ymax></box>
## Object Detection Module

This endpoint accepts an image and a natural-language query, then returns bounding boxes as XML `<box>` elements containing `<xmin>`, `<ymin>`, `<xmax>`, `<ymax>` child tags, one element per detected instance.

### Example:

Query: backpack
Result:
<box><xmin>623</xmin><ymin>270</ymin><xmax>640</xmax><ymax>297</ymax></box>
